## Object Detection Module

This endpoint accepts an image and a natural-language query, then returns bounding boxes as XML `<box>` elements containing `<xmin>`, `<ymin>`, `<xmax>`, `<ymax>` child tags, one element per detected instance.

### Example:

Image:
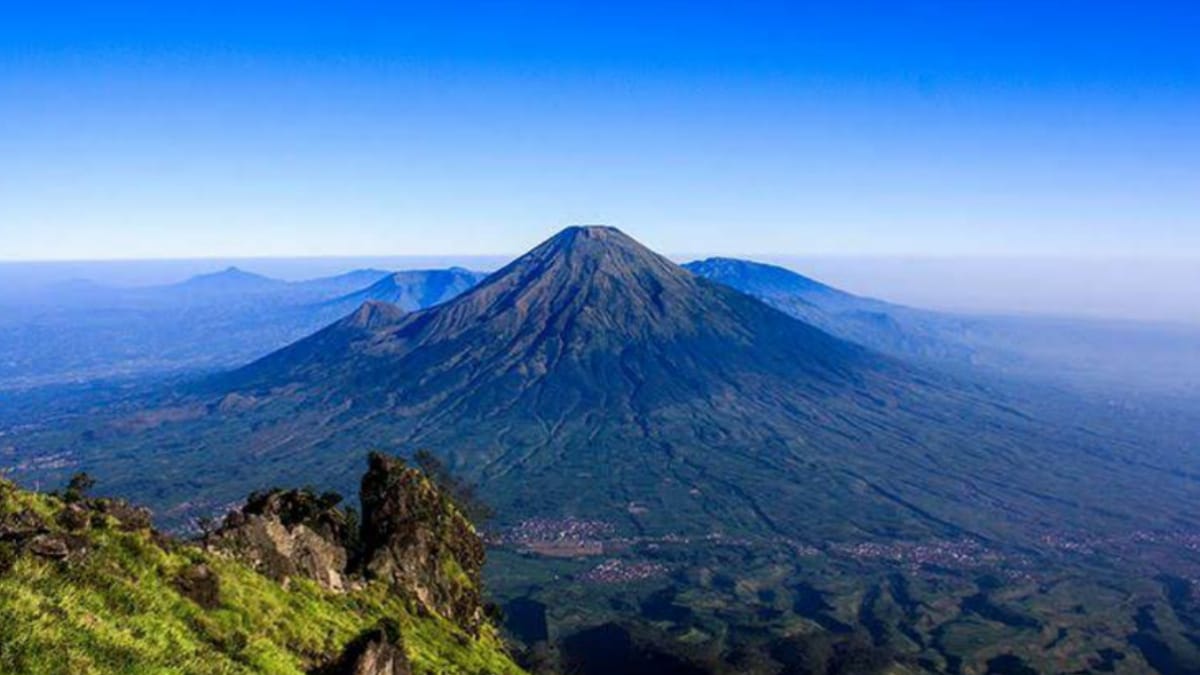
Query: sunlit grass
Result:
<box><xmin>0</xmin><ymin>482</ymin><xmax>522</xmax><ymax>675</ymax></box>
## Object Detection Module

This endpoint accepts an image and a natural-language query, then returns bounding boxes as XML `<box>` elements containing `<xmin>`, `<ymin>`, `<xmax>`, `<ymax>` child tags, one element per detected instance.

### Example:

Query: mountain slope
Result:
<box><xmin>9</xmin><ymin>230</ymin><xmax>1200</xmax><ymax>675</ymax></box>
<box><xmin>328</xmin><ymin>267</ymin><xmax>485</xmax><ymax>312</ymax></box>
<box><xmin>0</xmin><ymin>457</ymin><xmax>522</xmax><ymax>675</ymax></box>
<box><xmin>683</xmin><ymin>257</ymin><xmax>975</xmax><ymax>363</ymax></box>
<box><xmin>683</xmin><ymin>257</ymin><xmax>852</xmax><ymax>304</ymax></box>
<box><xmin>685</xmin><ymin>257</ymin><xmax>1200</xmax><ymax>398</ymax></box>
<box><xmin>150</xmin><ymin>226</ymin><xmax>1188</xmax><ymax>546</ymax></box>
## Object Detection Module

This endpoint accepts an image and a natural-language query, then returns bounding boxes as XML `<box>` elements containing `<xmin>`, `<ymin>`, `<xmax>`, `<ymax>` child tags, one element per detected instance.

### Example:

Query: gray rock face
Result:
<box><xmin>360</xmin><ymin>453</ymin><xmax>485</xmax><ymax>633</ymax></box>
<box><xmin>343</xmin><ymin>635</ymin><xmax>411</xmax><ymax>675</ymax></box>
<box><xmin>27</xmin><ymin>532</ymin><xmax>89</xmax><ymax>560</ymax></box>
<box><xmin>210</xmin><ymin>454</ymin><xmax>492</xmax><ymax>669</ymax></box>
<box><xmin>210</xmin><ymin>489</ymin><xmax>350</xmax><ymax>591</ymax></box>
<box><xmin>0</xmin><ymin>508</ymin><xmax>47</xmax><ymax>541</ymax></box>
<box><xmin>27</xmin><ymin>533</ymin><xmax>71</xmax><ymax>559</ymax></box>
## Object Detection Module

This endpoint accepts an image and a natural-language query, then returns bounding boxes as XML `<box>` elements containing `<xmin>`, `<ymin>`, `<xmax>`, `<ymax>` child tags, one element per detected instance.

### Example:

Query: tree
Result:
<box><xmin>63</xmin><ymin>472</ymin><xmax>96</xmax><ymax>503</ymax></box>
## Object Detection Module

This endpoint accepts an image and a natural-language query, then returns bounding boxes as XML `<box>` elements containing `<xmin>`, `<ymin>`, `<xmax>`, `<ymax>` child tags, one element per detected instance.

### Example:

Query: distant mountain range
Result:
<box><xmin>8</xmin><ymin>227</ymin><xmax>1200</xmax><ymax>674</ymax></box>
<box><xmin>325</xmin><ymin>267</ymin><xmax>486</xmax><ymax>313</ymax></box>
<box><xmin>5</xmin><ymin>247</ymin><xmax>1195</xmax><ymax>401</ymax></box>
<box><xmin>31</xmin><ymin>227</ymin><xmax>1188</xmax><ymax>549</ymax></box>
<box><xmin>686</xmin><ymin>257</ymin><xmax>1200</xmax><ymax>399</ymax></box>
<box><xmin>685</xmin><ymin>257</ymin><xmax>972</xmax><ymax>362</ymax></box>
<box><xmin>0</xmin><ymin>267</ymin><xmax>414</xmax><ymax>390</ymax></box>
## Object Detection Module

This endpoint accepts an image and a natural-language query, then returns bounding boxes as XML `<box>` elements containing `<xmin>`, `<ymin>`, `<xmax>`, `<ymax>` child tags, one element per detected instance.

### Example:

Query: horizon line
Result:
<box><xmin>3</xmin><ymin>251</ymin><xmax>1199</xmax><ymax>265</ymax></box>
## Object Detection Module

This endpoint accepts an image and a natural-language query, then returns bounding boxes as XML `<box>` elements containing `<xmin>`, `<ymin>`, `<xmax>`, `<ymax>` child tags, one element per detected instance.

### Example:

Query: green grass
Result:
<box><xmin>0</xmin><ymin>483</ymin><xmax>523</xmax><ymax>675</ymax></box>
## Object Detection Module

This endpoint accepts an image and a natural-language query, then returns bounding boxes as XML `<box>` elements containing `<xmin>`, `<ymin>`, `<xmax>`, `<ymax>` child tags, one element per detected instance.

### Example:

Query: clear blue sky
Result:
<box><xmin>1</xmin><ymin>1</ymin><xmax>1197</xmax><ymax>260</ymax></box>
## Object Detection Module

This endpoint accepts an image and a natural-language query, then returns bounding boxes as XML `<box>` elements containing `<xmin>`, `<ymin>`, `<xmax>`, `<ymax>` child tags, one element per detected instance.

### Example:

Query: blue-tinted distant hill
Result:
<box><xmin>137</xmin><ymin>266</ymin><xmax>393</xmax><ymax>306</ymax></box>
<box><xmin>0</xmin><ymin>266</ymin><xmax>482</xmax><ymax>390</ymax></box>
<box><xmin>324</xmin><ymin>267</ymin><xmax>486</xmax><ymax>313</ymax></box>
<box><xmin>686</xmin><ymin>257</ymin><xmax>1200</xmax><ymax>400</ymax></box>
<box><xmin>167</xmin><ymin>265</ymin><xmax>285</xmax><ymax>292</ymax></box>
<box><xmin>11</xmin><ymin>230</ymin><xmax>1200</xmax><ymax>675</ymax></box>
<box><xmin>40</xmin><ymin>227</ymin><xmax>1199</xmax><ymax>551</ymax></box>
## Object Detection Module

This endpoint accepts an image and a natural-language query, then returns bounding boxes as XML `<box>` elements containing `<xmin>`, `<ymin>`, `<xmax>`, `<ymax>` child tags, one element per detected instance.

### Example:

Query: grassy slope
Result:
<box><xmin>0</xmin><ymin>482</ymin><xmax>523</xmax><ymax>675</ymax></box>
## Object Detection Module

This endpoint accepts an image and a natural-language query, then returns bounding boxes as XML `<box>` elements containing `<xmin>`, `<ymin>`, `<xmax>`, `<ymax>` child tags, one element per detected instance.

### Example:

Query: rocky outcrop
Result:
<box><xmin>359</xmin><ymin>452</ymin><xmax>486</xmax><ymax>633</ymax></box>
<box><xmin>27</xmin><ymin>533</ymin><xmax>89</xmax><ymax>559</ymax></box>
<box><xmin>209</xmin><ymin>489</ymin><xmax>351</xmax><ymax>591</ymax></box>
<box><xmin>0</xmin><ymin>508</ymin><xmax>47</xmax><ymax>542</ymax></box>
<box><xmin>90</xmin><ymin>498</ymin><xmax>153</xmax><ymax>531</ymax></box>
<box><xmin>312</xmin><ymin>620</ymin><xmax>412</xmax><ymax>675</ymax></box>
<box><xmin>209</xmin><ymin>453</ymin><xmax>490</xmax><ymax>642</ymax></box>
<box><xmin>0</xmin><ymin>475</ymin><xmax>521</xmax><ymax>675</ymax></box>
<box><xmin>1</xmin><ymin>494</ymin><xmax>149</xmax><ymax>565</ymax></box>
<box><xmin>174</xmin><ymin>562</ymin><xmax>221</xmax><ymax>609</ymax></box>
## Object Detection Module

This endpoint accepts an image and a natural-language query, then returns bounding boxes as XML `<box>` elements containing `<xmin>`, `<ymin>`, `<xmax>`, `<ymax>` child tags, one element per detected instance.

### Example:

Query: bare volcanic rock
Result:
<box><xmin>209</xmin><ymin>453</ymin><xmax>491</xmax><ymax>636</ymax></box>
<box><xmin>210</xmin><ymin>488</ymin><xmax>351</xmax><ymax>591</ymax></box>
<box><xmin>1</xmin><ymin>508</ymin><xmax>48</xmax><ymax>541</ymax></box>
<box><xmin>359</xmin><ymin>452</ymin><xmax>486</xmax><ymax>633</ymax></box>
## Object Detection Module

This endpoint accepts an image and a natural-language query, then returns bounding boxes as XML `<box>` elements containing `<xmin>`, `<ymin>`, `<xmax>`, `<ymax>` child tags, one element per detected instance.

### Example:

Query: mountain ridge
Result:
<box><xmin>327</xmin><ymin>267</ymin><xmax>484</xmax><ymax>313</ymax></box>
<box><xmin>183</xmin><ymin>226</ymin><xmax>1185</xmax><ymax>547</ymax></box>
<box><xmin>20</xmin><ymin>227</ymin><xmax>1198</xmax><ymax>549</ymax></box>
<box><xmin>7</xmin><ymin>228</ymin><xmax>1200</xmax><ymax>675</ymax></box>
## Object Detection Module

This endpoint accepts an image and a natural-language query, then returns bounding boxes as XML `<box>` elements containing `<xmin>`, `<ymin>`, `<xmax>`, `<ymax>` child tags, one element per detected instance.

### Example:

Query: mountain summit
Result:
<box><xmin>354</xmin><ymin>224</ymin><xmax>859</xmax><ymax>351</ymax></box>
<box><xmin>328</xmin><ymin>267</ymin><xmax>484</xmax><ymax>313</ymax></box>
<box><xmin>234</xmin><ymin>225</ymin><xmax>870</xmax><ymax>422</ymax></box>
<box><xmin>65</xmin><ymin>227</ymin><xmax>1180</xmax><ymax>553</ymax></box>
<box><xmin>201</xmin><ymin>226</ymin><xmax>1140</xmax><ymax>545</ymax></box>
<box><xmin>175</xmin><ymin>266</ymin><xmax>283</xmax><ymax>292</ymax></box>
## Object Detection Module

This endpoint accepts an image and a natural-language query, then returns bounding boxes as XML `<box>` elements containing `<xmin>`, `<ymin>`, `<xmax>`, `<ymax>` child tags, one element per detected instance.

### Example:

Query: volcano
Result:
<box><xmin>45</xmin><ymin>226</ymin><xmax>1187</xmax><ymax>549</ymax></box>
<box><xmin>326</xmin><ymin>267</ymin><xmax>484</xmax><ymax>312</ymax></box>
<box><xmin>169</xmin><ymin>225</ymin><xmax>1172</xmax><ymax>545</ymax></box>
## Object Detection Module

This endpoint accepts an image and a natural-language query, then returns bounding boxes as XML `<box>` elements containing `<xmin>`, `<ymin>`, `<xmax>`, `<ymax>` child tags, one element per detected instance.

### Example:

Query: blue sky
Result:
<box><xmin>1</xmin><ymin>1</ymin><xmax>1197</xmax><ymax>260</ymax></box>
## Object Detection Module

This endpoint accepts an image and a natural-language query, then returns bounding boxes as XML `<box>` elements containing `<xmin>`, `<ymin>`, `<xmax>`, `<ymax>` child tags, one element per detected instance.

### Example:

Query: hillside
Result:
<box><xmin>685</xmin><ymin>257</ymin><xmax>1200</xmax><ymax>398</ymax></box>
<box><xmin>0</xmin><ymin>455</ymin><xmax>523</xmax><ymax>675</ymax></box>
<box><xmin>0</xmin><ymin>266</ymin><xmax>474</xmax><ymax>390</ymax></box>
<box><xmin>22</xmin><ymin>226</ymin><xmax>1185</xmax><ymax>548</ymax></box>
<box><xmin>8</xmin><ymin>227</ymin><xmax>1200</xmax><ymax>673</ymax></box>
<box><xmin>326</xmin><ymin>268</ymin><xmax>485</xmax><ymax>313</ymax></box>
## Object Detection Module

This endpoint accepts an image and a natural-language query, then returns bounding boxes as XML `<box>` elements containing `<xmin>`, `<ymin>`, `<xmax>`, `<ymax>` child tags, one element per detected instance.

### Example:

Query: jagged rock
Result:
<box><xmin>28</xmin><ymin>534</ymin><xmax>69</xmax><ymax>559</ymax></box>
<box><xmin>27</xmin><ymin>533</ymin><xmax>88</xmax><ymax>560</ymax></box>
<box><xmin>174</xmin><ymin>563</ymin><xmax>221</xmax><ymax>609</ymax></box>
<box><xmin>0</xmin><ymin>509</ymin><xmax>47</xmax><ymax>541</ymax></box>
<box><xmin>208</xmin><ymin>453</ymin><xmax>490</xmax><ymax>634</ymax></box>
<box><xmin>57</xmin><ymin>503</ymin><xmax>91</xmax><ymax>531</ymax></box>
<box><xmin>312</xmin><ymin>620</ymin><xmax>412</xmax><ymax>675</ymax></box>
<box><xmin>90</xmin><ymin>498</ymin><xmax>153</xmax><ymax>531</ymax></box>
<box><xmin>50</xmin><ymin>498</ymin><xmax>152</xmax><ymax>533</ymax></box>
<box><xmin>360</xmin><ymin>453</ymin><xmax>485</xmax><ymax>632</ymax></box>
<box><xmin>210</xmin><ymin>489</ymin><xmax>350</xmax><ymax>591</ymax></box>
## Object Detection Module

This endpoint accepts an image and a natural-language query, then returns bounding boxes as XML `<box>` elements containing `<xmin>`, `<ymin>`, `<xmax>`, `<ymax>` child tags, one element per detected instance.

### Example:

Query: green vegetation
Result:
<box><xmin>0</xmin><ymin>480</ymin><xmax>524</xmax><ymax>675</ymax></box>
<box><xmin>6</xmin><ymin>227</ymin><xmax>1200</xmax><ymax>673</ymax></box>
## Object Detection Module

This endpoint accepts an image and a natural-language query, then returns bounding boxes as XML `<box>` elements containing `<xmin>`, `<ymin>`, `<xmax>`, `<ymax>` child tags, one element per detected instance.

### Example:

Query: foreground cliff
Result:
<box><xmin>0</xmin><ymin>453</ymin><xmax>522</xmax><ymax>675</ymax></box>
